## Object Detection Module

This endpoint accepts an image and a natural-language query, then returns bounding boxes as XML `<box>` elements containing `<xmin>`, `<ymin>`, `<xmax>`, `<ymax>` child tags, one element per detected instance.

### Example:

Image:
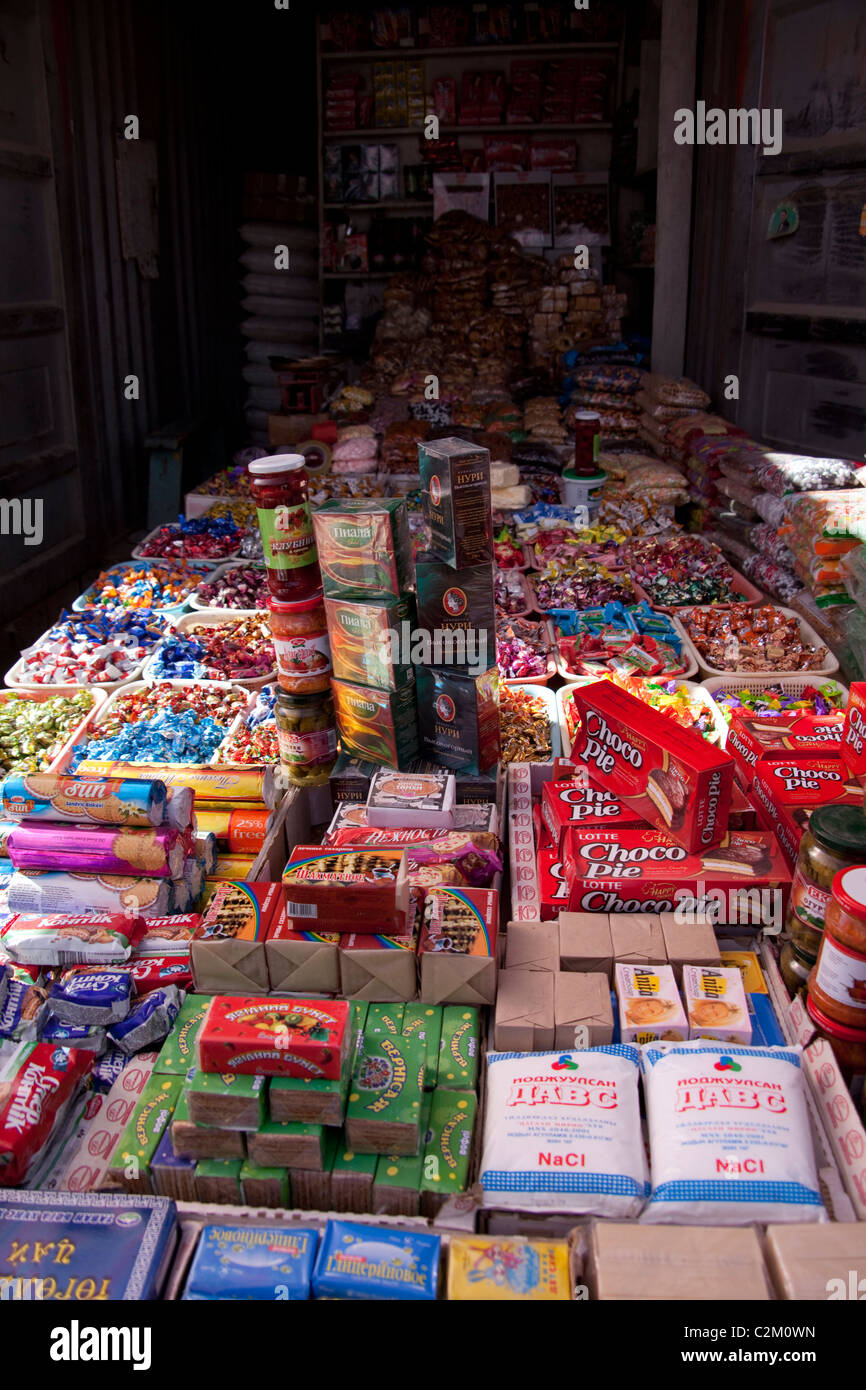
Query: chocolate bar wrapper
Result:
<box><xmin>75</xmin><ymin>763</ymin><xmax>277</xmax><ymax>810</ymax></box>
<box><xmin>0</xmin><ymin>912</ymin><xmax>147</xmax><ymax>966</ymax></box>
<box><xmin>239</xmin><ymin>1160</ymin><xmax>290</xmax><ymax>1209</ymax></box>
<box><xmin>187</xmin><ymin>1069</ymin><xmax>267</xmax><ymax>1131</ymax></box>
<box><xmin>127</xmin><ymin>955</ymin><xmax>192</xmax><ymax>996</ymax></box>
<box><xmin>1</xmin><ymin>774</ymin><xmax>166</xmax><ymax>827</ymax></box>
<box><xmin>107</xmin><ymin>1072</ymin><xmax>183</xmax><ymax>1193</ymax></box>
<box><xmin>184</xmin><ymin>1224</ymin><xmax>317</xmax><ymax>1300</ymax></box>
<box><xmin>401</xmin><ymin>1004</ymin><xmax>442</xmax><ymax>1090</ymax></box>
<box><xmin>40</xmin><ymin>1017</ymin><xmax>106</xmax><ymax>1052</ymax></box>
<box><xmin>345</xmin><ymin>1026</ymin><xmax>425</xmax><ymax>1155</ymax></box>
<box><xmin>313</xmin><ymin>498</ymin><xmax>412</xmax><ymax>598</ymax></box>
<box><xmin>311</xmin><ymin>1219</ymin><xmax>440</xmax><ymax>1301</ymax></box>
<box><xmin>325</xmin><ymin>592</ymin><xmax>415</xmax><ymax>691</ymax></box>
<box><xmin>8</xmin><ymin>822</ymin><xmax>184</xmax><ymax>879</ymax></box>
<box><xmin>437</xmin><ymin>1006</ymin><xmax>480</xmax><ymax>1089</ymax></box>
<box><xmin>416</xmin><ymin>667</ymin><xmax>500</xmax><ymax>774</ymax></box>
<box><xmin>154</xmin><ymin>993</ymin><xmax>210</xmax><ymax>1075</ymax></box>
<box><xmin>571</xmin><ymin>680</ymin><xmax>734</xmax><ymax>853</ymax></box>
<box><xmin>107</xmin><ymin>985</ymin><xmax>182</xmax><ymax>1055</ymax></box>
<box><xmin>331</xmin><ymin>678</ymin><xmax>419</xmax><ymax>770</ymax></box>
<box><xmin>134</xmin><ymin>914</ymin><xmax>202</xmax><ymax>958</ymax></box>
<box><xmin>282</xmin><ymin>846</ymin><xmax>409</xmax><ymax>935</ymax></box>
<box><xmin>419</xmin><ymin>1087</ymin><xmax>477</xmax><ymax>1214</ymax></box>
<box><xmin>419</xmin><ymin>438</ymin><xmax>493</xmax><ymax>569</ymax></box>
<box><xmin>0</xmin><ymin>1041</ymin><xmax>95</xmax><ymax>1186</ymax></box>
<box><xmin>194</xmin><ymin>1158</ymin><xmax>243</xmax><ymax>1204</ymax></box>
<box><xmin>366</xmin><ymin>767</ymin><xmax>456</xmax><ymax>830</ymax></box>
<box><xmin>196</xmin><ymin>996</ymin><xmax>350</xmax><ymax>1080</ymax></box>
<box><xmin>47</xmin><ymin>967</ymin><xmax>132</xmax><ymax>1025</ymax></box>
<box><xmin>8</xmin><ymin>870</ymin><xmax>172</xmax><ymax>918</ymax></box>
<box><xmin>0</xmin><ymin>979</ymin><xmax>48</xmax><ymax>1040</ymax></box>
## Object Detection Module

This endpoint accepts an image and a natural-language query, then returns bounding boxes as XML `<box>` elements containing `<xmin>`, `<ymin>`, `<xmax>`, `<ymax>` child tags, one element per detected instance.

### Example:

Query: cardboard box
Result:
<box><xmin>554</xmin><ymin>972</ymin><xmax>613</xmax><ymax>1048</ymax></box>
<box><xmin>366</xmin><ymin>767</ymin><xmax>456</xmax><ymax>829</ymax></box>
<box><xmin>542</xmin><ymin>779</ymin><xmax>645</xmax><ymax>852</ymax></box>
<box><xmin>282</xmin><ymin>844</ymin><xmax>410</xmax><ymax>934</ymax></box>
<box><xmin>615</xmin><ymin>962</ymin><xmax>687</xmax><ymax>1044</ymax></box>
<box><xmin>658</xmin><ymin>912</ymin><xmax>721</xmax><ymax>985</ymax></box>
<box><xmin>586</xmin><ymin>1223</ymin><xmax>770</xmax><ymax>1301</ymax></box>
<box><xmin>750</xmin><ymin>756</ymin><xmax>863</xmax><ymax>869</ymax></box>
<box><xmin>312</xmin><ymin>498</ymin><xmax>412</xmax><ymax>598</ymax></box>
<box><xmin>196</xmin><ymin>996</ymin><xmax>351</xmax><ymax>1080</ymax></box>
<box><xmin>494</xmin><ymin>968</ymin><xmax>554</xmax><ymax>1051</ymax></box>
<box><xmin>537</xmin><ymin>848</ymin><xmax>571</xmax><ymax>920</ymax></box>
<box><xmin>504</xmin><ymin>920</ymin><xmax>559</xmax><ymax>973</ymax></box>
<box><xmin>558</xmin><ymin>912</ymin><xmax>614</xmax><ymax>981</ymax></box>
<box><xmin>727</xmin><ymin>711</ymin><xmax>845</xmax><ymax>788</ymax></box>
<box><xmin>264</xmin><ymin>917</ymin><xmax>341</xmax><ymax>995</ymax></box>
<box><xmin>329</xmin><ymin>753</ymin><xmax>377</xmax><ymax>805</ymax></box>
<box><xmin>570</xmin><ymin>681</ymin><xmax>734</xmax><ymax>852</ymax></box>
<box><xmin>418</xmin><ymin>886</ymin><xmax>497</xmax><ymax>1005</ymax></box>
<box><xmin>418</xmin><ymin>438</ymin><xmax>492</xmax><ymax>568</ymax></box>
<box><xmin>339</xmin><ymin>930</ymin><xmax>419</xmax><ymax>1002</ymax></box>
<box><xmin>330</xmin><ymin>679</ymin><xmax>419</xmax><ymax>770</ymax></box>
<box><xmin>416</xmin><ymin>666</ymin><xmax>501</xmax><ymax>774</ymax></box>
<box><xmin>609</xmin><ymin>916</ymin><xmax>666</xmax><ymax>968</ymax></box>
<box><xmin>683</xmin><ymin>964</ymin><xmax>752</xmax><ymax>1044</ymax></box>
<box><xmin>324</xmin><ymin>592</ymin><xmax>415</xmax><ymax>691</ymax></box>
<box><xmin>765</xmin><ymin>1222</ymin><xmax>866</xmax><ymax>1300</ymax></box>
<box><xmin>190</xmin><ymin>881</ymin><xmax>283</xmax><ymax>995</ymax></box>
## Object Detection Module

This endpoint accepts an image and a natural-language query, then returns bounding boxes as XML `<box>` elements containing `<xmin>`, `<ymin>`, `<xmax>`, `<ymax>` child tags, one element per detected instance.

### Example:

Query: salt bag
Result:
<box><xmin>640</xmin><ymin>1042</ymin><xmax>826</xmax><ymax>1225</ymax></box>
<box><xmin>479</xmin><ymin>1046</ymin><xmax>649</xmax><ymax>1216</ymax></box>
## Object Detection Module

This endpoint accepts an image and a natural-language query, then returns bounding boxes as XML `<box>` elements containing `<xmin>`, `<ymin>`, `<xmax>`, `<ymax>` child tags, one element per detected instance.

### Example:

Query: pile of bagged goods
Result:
<box><xmin>3</xmin><ymin>217</ymin><xmax>866</xmax><ymax>1303</ymax></box>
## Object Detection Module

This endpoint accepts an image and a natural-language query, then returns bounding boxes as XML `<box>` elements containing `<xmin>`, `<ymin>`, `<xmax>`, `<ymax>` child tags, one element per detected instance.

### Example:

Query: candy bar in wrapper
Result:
<box><xmin>134</xmin><ymin>914</ymin><xmax>201</xmax><ymax>958</ymax></box>
<box><xmin>1</xmin><ymin>774</ymin><xmax>166</xmax><ymax>826</ymax></box>
<box><xmin>107</xmin><ymin>985</ymin><xmax>182</xmax><ymax>1055</ymax></box>
<box><xmin>8</xmin><ymin>870</ymin><xmax>172</xmax><ymax>919</ymax></box>
<box><xmin>0</xmin><ymin>979</ymin><xmax>47</xmax><ymax>1041</ymax></box>
<box><xmin>91</xmin><ymin>1046</ymin><xmax>130</xmax><ymax>1093</ymax></box>
<box><xmin>0</xmin><ymin>913</ymin><xmax>146</xmax><ymax>966</ymax></box>
<box><xmin>48</xmin><ymin>968</ymin><xmax>133</xmax><ymax>1026</ymax></box>
<box><xmin>0</xmin><ymin>1041</ymin><xmax>94</xmax><ymax>1186</ymax></box>
<box><xmin>7</xmin><ymin>822</ymin><xmax>185</xmax><ymax>879</ymax></box>
<box><xmin>40</xmin><ymin>1018</ymin><xmax>107</xmax><ymax>1052</ymax></box>
<box><xmin>127</xmin><ymin>955</ymin><xmax>193</xmax><ymax>996</ymax></box>
<box><xmin>407</xmin><ymin>837</ymin><xmax>502</xmax><ymax>888</ymax></box>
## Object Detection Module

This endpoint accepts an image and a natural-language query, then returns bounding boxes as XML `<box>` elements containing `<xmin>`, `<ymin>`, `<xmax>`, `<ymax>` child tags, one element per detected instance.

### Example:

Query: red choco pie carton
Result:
<box><xmin>841</xmin><ymin>683</ymin><xmax>866</xmax><ymax>775</ymax></box>
<box><xmin>570</xmin><ymin>682</ymin><xmax>734</xmax><ymax>853</ymax></box>
<box><xmin>750</xmin><ymin>756</ymin><xmax>863</xmax><ymax>868</ymax></box>
<box><xmin>727</xmin><ymin>712</ymin><xmax>845</xmax><ymax>789</ymax></box>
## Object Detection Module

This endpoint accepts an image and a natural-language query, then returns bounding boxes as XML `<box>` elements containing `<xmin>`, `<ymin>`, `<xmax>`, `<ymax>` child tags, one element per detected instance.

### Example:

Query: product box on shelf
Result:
<box><xmin>569</xmin><ymin>681</ymin><xmax>734</xmax><ymax>853</ymax></box>
<box><xmin>282</xmin><ymin>844</ymin><xmax>410</xmax><ymax>935</ymax></box>
<box><xmin>418</xmin><ymin>886</ymin><xmax>498</xmax><ymax>1005</ymax></box>
<box><xmin>726</xmin><ymin>711</ymin><xmax>846</xmax><ymax>788</ymax></box>
<box><xmin>416</xmin><ymin>666</ymin><xmax>500</xmax><ymax>774</ymax></box>
<box><xmin>196</xmin><ymin>996</ymin><xmax>351</xmax><ymax>1080</ymax></box>
<box><xmin>541</xmin><ymin>778</ymin><xmax>646</xmax><ymax>853</ymax></box>
<box><xmin>840</xmin><ymin>682</ymin><xmax>866</xmax><ymax>775</ymax></box>
<box><xmin>190</xmin><ymin>881</ymin><xmax>284</xmax><ymax>995</ymax></box>
<box><xmin>418</xmin><ymin>438</ymin><xmax>493</xmax><ymax>569</ymax></box>
<box><xmin>615</xmin><ymin>962</ymin><xmax>688</xmax><ymax>1045</ymax></box>
<box><xmin>749</xmin><ymin>756</ymin><xmax>863</xmax><ymax>868</ymax></box>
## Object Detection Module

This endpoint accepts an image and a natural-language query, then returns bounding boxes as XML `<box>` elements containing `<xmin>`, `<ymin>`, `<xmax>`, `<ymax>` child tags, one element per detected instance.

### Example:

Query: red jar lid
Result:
<box><xmin>806</xmin><ymin>991</ymin><xmax>866</xmax><ymax>1043</ymax></box>
<box><xmin>268</xmin><ymin>592</ymin><xmax>324</xmax><ymax>615</ymax></box>
<box><xmin>830</xmin><ymin>864</ymin><xmax>866</xmax><ymax>923</ymax></box>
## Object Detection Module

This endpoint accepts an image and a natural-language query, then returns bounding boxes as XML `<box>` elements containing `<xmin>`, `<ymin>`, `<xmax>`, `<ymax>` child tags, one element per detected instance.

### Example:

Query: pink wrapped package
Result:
<box><xmin>7</xmin><ymin>822</ymin><xmax>185</xmax><ymax>879</ymax></box>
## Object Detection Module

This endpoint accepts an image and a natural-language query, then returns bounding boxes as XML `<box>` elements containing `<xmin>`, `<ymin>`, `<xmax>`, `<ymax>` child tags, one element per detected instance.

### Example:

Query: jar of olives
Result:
<box><xmin>786</xmin><ymin>804</ymin><xmax>866</xmax><ymax>937</ymax></box>
<box><xmin>274</xmin><ymin>688</ymin><xmax>337</xmax><ymax>787</ymax></box>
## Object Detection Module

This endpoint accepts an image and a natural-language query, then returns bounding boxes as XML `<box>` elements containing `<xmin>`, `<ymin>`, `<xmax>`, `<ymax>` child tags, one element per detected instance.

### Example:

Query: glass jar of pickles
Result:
<box><xmin>786</xmin><ymin>804</ymin><xmax>866</xmax><ymax>937</ymax></box>
<box><xmin>274</xmin><ymin>688</ymin><xmax>337</xmax><ymax>787</ymax></box>
<box><xmin>780</xmin><ymin>940</ymin><xmax>815</xmax><ymax>997</ymax></box>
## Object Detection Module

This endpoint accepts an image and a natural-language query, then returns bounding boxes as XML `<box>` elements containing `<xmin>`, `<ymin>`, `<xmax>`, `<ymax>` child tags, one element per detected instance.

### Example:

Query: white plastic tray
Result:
<box><xmin>132</xmin><ymin>523</ymin><xmax>243</xmax><ymax>563</ymax></box>
<box><xmin>553</xmin><ymin>611</ymin><xmax>698</xmax><ymax>682</ymax></box>
<box><xmin>500</xmin><ymin>681</ymin><xmax>563</xmax><ymax>795</ymax></box>
<box><xmin>0</xmin><ymin>686</ymin><xmax>109</xmax><ymax>774</ymax></box>
<box><xmin>4</xmin><ymin>607</ymin><xmax>176</xmax><ymax>692</ymax></box>
<box><xmin>702</xmin><ymin>673</ymin><xmax>850</xmax><ymax>714</ymax></box>
<box><xmin>677</xmin><ymin>604</ymin><xmax>840</xmax><ymax>679</ymax></box>
<box><xmin>188</xmin><ymin>561</ymin><xmax>268</xmax><ymax>613</ymax></box>
<box><xmin>142</xmin><ymin>609</ymin><xmax>276</xmax><ymax>689</ymax></box>
<box><xmin>72</xmin><ymin>558</ymin><xmax>215</xmax><ymax>621</ymax></box>
<box><xmin>556</xmin><ymin>677</ymin><xmax>729</xmax><ymax>756</ymax></box>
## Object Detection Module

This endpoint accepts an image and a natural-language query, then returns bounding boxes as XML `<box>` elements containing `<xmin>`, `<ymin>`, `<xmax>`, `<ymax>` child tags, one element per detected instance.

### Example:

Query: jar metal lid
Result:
<box><xmin>248</xmin><ymin>455</ymin><xmax>306</xmax><ymax>475</ymax></box>
<box><xmin>806</xmin><ymin>991</ymin><xmax>866</xmax><ymax>1042</ymax></box>
<box><xmin>809</xmin><ymin>804</ymin><xmax>866</xmax><ymax>855</ymax></box>
<box><xmin>268</xmin><ymin>593</ymin><xmax>324</xmax><ymax>615</ymax></box>
<box><xmin>573</xmin><ymin>411</ymin><xmax>601</xmax><ymax>422</ymax></box>
<box><xmin>830</xmin><ymin>864</ymin><xmax>866</xmax><ymax>923</ymax></box>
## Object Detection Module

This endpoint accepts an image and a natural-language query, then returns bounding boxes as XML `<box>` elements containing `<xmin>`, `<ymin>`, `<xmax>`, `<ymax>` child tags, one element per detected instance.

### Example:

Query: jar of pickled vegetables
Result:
<box><xmin>274</xmin><ymin>688</ymin><xmax>337</xmax><ymax>786</ymax></box>
<box><xmin>786</xmin><ymin>804</ymin><xmax>866</xmax><ymax>937</ymax></box>
<box><xmin>780</xmin><ymin>940</ymin><xmax>815</xmax><ymax>997</ymax></box>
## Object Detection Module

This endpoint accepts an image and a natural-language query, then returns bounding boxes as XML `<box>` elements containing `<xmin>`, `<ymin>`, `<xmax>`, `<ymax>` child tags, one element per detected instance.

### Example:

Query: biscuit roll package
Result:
<box><xmin>1</xmin><ymin>774</ymin><xmax>166</xmax><ymax>826</ymax></box>
<box><xmin>0</xmin><ymin>1041</ymin><xmax>95</xmax><ymax>1186</ymax></box>
<box><xmin>7</xmin><ymin>823</ymin><xmax>184</xmax><ymax>878</ymax></box>
<box><xmin>640</xmin><ymin>1042</ymin><xmax>825</xmax><ymax>1225</ymax></box>
<box><xmin>480</xmin><ymin>1047</ymin><xmax>649</xmax><ymax>1216</ymax></box>
<box><xmin>8</xmin><ymin>870</ymin><xmax>172</xmax><ymax>918</ymax></box>
<box><xmin>0</xmin><ymin>912</ymin><xmax>146</xmax><ymax>966</ymax></box>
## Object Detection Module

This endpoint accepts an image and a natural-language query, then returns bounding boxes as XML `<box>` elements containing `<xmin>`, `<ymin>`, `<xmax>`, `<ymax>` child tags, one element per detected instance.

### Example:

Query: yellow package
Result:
<box><xmin>447</xmin><ymin>1236</ymin><xmax>571</xmax><ymax>1301</ymax></box>
<box><xmin>720</xmin><ymin>950</ymin><xmax>767</xmax><ymax>994</ymax></box>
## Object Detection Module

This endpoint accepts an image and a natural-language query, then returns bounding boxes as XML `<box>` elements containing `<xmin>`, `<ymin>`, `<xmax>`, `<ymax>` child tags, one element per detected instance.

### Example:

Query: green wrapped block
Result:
<box><xmin>330</xmin><ymin>1134</ymin><xmax>378</xmax><ymax>1213</ymax></box>
<box><xmin>194</xmin><ymin>1158</ymin><xmax>243</xmax><ymax>1204</ymax></box>
<box><xmin>345</xmin><ymin>1025</ymin><xmax>425</xmax><ymax>1155</ymax></box>
<box><xmin>402</xmin><ymin>1004</ymin><xmax>442</xmax><ymax>1090</ymax></box>
<box><xmin>154</xmin><ymin>995</ymin><xmax>210</xmax><ymax>1076</ymax></box>
<box><xmin>437</xmin><ymin>1006</ymin><xmax>479</xmax><ymax>1090</ymax></box>
<box><xmin>419</xmin><ymin>1088</ymin><xmax>477</xmax><ymax>1215</ymax></box>
<box><xmin>108</xmin><ymin>1074</ymin><xmax>183</xmax><ymax>1194</ymax></box>
<box><xmin>372</xmin><ymin>1092</ymin><xmax>433</xmax><ymax>1217</ymax></box>
<box><xmin>248</xmin><ymin>1119</ymin><xmax>326</xmax><ymax>1171</ymax></box>
<box><xmin>239</xmin><ymin>1161</ymin><xmax>290</xmax><ymax>1209</ymax></box>
<box><xmin>187</xmin><ymin>1070</ymin><xmax>267</xmax><ymax>1131</ymax></box>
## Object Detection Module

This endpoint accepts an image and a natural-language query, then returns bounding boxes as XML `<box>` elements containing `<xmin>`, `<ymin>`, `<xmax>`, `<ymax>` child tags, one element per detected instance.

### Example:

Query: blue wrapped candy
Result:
<box><xmin>48</xmin><ymin>968</ymin><xmax>132</xmax><ymax>1026</ymax></box>
<box><xmin>311</xmin><ymin>1220</ymin><xmax>440</xmax><ymax>1301</ymax></box>
<box><xmin>107</xmin><ymin>984</ymin><xmax>182</xmax><ymax>1054</ymax></box>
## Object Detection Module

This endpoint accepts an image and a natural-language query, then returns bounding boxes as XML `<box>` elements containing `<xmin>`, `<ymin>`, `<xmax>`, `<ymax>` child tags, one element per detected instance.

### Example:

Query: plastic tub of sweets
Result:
<box><xmin>500</xmin><ymin>681</ymin><xmax>564</xmax><ymax>796</ymax></box>
<box><xmin>141</xmin><ymin>610</ymin><xmax>276</xmax><ymax>690</ymax></box>
<box><xmin>0</xmin><ymin>685</ymin><xmax>109</xmax><ymax>775</ymax></box>
<box><xmin>677</xmin><ymin>604</ymin><xmax>840</xmax><ymax>681</ymax></box>
<box><xmin>188</xmin><ymin>562</ymin><xmax>268</xmax><ymax>614</ymax></box>
<box><xmin>73</xmin><ymin>559</ymin><xmax>215</xmax><ymax>622</ymax></box>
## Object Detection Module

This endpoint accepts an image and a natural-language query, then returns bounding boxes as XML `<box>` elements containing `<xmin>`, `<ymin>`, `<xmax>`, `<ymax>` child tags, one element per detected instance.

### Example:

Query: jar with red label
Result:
<box><xmin>805</xmin><ymin>994</ymin><xmax>866</xmax><ymax>1083</ymax></box>
<box><xmin>572</xmin><ymin>411</ymin><xmax>601</xmax><ymax>477</ymax></box>
<box><xmin>274</xmin><ymin>688</ymin><xmax>337</xmax><ymax>787</ymax></box>
<box><xmin>785</xmin><ymin>804</ymin><xmax>866</xmax><ymax>937</ymax></box>
<box><xmin>248</xmin><ymin>456</ymin><xmax>321</xmax><ymax>602</ymax></box>
<box><xmin>808</xmin><ymin>863</ymin><xmax>866</xmax><ymax>1029</ymax></box>
<box><xmin>268</xmin><ymin>594</ymin><xmax>331</xmax><ymax>695</ymax></box>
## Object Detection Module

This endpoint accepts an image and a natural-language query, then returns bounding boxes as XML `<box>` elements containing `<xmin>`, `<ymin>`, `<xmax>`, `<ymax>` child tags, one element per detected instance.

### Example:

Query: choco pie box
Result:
<box><xmin>541</xmin><ymin>779</ymin><xmax>646</xmax><ymax>854</ymax></box>
<box><xmin>570</xmin><ymin>682</ymin><xmax>734</xmax><ymax>853</ymax></box>
<box><xmin>841</xmin><ymin>683</ymin><xmax>866</xmax><ymax>775</ymax></box>
<box><xmin>750</xmin><ymin>756</ymin><xmax>864</xmax><ymax>869</ymax></box>
<box><xmin>726</xmin><ymin>712</ymin><xmax>845</xmax><ymax>789</ymax></box>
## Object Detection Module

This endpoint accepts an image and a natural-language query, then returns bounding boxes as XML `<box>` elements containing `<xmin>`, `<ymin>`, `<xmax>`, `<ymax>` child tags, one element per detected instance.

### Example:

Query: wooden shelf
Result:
<box><xmin>323</xmin><ymin>122</ymin><xmax>612</xmax><ymax>140</ymax></box>
<box><xmin>323</xmin><ymin>200</ymin><xmax>433</xmax><ymax>211</ymax></box>
<box><xmin>321</xmin><ymin>41</ymin><xmax>620</xmax><ymax>62</ymax></box>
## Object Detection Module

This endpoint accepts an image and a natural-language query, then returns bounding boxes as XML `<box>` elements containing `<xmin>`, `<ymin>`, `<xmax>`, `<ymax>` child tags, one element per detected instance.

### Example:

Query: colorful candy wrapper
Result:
<box><xmin>107</xmin><ymin>985</ymin><xmax>182</xmax><ymax>1054</ymax></box>
<box><xmin>1</xmin><ymin>773</ymin><xmax>167</xmax><ymax>827</ymax></box>
<box><xmin>40</xmin><ymin>1018</ymin><xmax>107</xmax><ymax>1052</ymax></box>
<box><xmin>0</xmin><ymin>912</ymin><xmax>146</xmax><ymax>966</ymax></box>
<box><xmin>7</xmin><ymin>870</ymin><xmax>173</xmax><ymax>918</ymax></box>
<box><xmin>0</xmin><ymin>978</ymin><xmax>47</xmax><ymax>1040</ymax></box>
<box><xmin>126</xmin><ymin>956</ymin><xmax>192</xmax><ymax>997</ymax></box>
<box><xmin>0</xmin><ymin>1042</ymin><xmax>94</xmax><ymax>1186</ymax></box>
<box><xmin>47</xmin><ymin>968</ymin><xmax>133</xmax><ymax>1026</ymax></box>
<box><xmin>7</xmin><ymin>823</ymin><xmax>185</xmax><ymax>879</ymax></box>
<box><xmin>91</xmin><ymin>1046</ymin><xmax>130</xmax><ymax>1093</ymax></box>
<box><xmin>73</xmin><ymin>765</ymin><xmax>278</xmax><ymax>810</ymax></box>
<box><xmin>165</xmin><ymin>786</ymin><xmax>195</xmax><ymax>830</ymax></box>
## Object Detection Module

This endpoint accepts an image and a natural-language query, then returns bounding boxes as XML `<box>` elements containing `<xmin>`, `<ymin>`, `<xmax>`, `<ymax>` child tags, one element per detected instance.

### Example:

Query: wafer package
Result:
<box><xmin>154</xmin><ymin>994</ymin><xmax>210</xmax><ymax>1075</ymax></box>
<box><xmin>419</xmin><ymin>887</ymin><xmax>497</xmax><ymax>1005</ymax></box>
<box><xmin>150</xmin><ymin>1128</ymin><xmax>197</xmax><ymax>1202</ymax></box>
<box><xmin>325</xmin><ymin>592</ymin><xmax>415</xmax><ymax>691</ymax></box>
<box><xmin>7</xmin><ymin>870</ymin><xmax>173</xmax><ymax>918</ymax></box>
<box><xmin>196</xmin><ymin>996</ymin><xmax>350</xmax><ymax>1080</ymax></box>
<box><xmin>313</xmin><ymin>498</ymin><xmax>412</xmax><ymax>597</ymax></box>
<box><xmin>366</xmin><ymin>767</ymin><xmax>456</xmax><ymax>830</ymax></box>
<box><xmin>282</xmin><ymin>846</ymin><xmax>410</xmax><ymax>935</ymax></box>
<box><xmin>108</xmin><ymin>1072</ymin><xmax>183</xmax><ymax>1194</ymax></box>
<box><xmin>419</xmin><ymin>1087</ymin><xmax>477</xmax><ymax>1215</ymax></box>
<box><xmin>437</xmin><ymin>1006</ymin><xmax>480</xmax><ymax>1089</ymax></box>
<box><xmin>419</xmin><ymin>438</ymin><xmax>493</xmax><ymax>569</ymax></box>
<box><xmin>1</xmin><ymin>774</ymin><xmax>166</xmax><ymax>826</ymax></box>
<box><xmin>571</xmin><ymin>681</ymin><xmax>734</xmax><ymax>853</ymax></box>
<box><xmin>191</xmin><ymin>880</ymin><xmax>283</xmax><ymax>994</ymax></box>
<box><xmin>345</xmin><ymin>1024</ymin><xmax>425</xmax><ymax>1154</ymax></box>
<box><xmin>73</xmin><ymin>764</ymin><xmax>278</xmax><ymax>809</ymax></box>
<box><xmin>0</xmin><ymin>912</ymin><xmax>146</xmax><ymax>966</ymax></box>
<box><xmin>239</xmin><ymin>1161</ymin><xmax>290</xmax><ymax>1209</ymax></box>
<box><xmin>331</xmin><ymin>679</ymin><xmax>419</xmax><ymax>770</ymax></box>
<box><xmin>248</xmin><ymin>1120</ymin><xmax>326</xmax><ymax>1170</ymax></box>
<box><xmin>269</xmin><ymin>1069</ymin><xmax>348</xmax><ymax>1128</ymax></box>
<box><xmin>171</xmin><ymin>1092</ymin><xmax>246</xmax><ymax>1162</ymax></box>
<box><xmin>7</xmin><ymin>822</ymin><xmax>184</xmax><ymax>878</ymax></box>
<box><xmin>187</xmin><ymin>1070</ymin><xmax>267</xmax><ymax>1130</ymax></box>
